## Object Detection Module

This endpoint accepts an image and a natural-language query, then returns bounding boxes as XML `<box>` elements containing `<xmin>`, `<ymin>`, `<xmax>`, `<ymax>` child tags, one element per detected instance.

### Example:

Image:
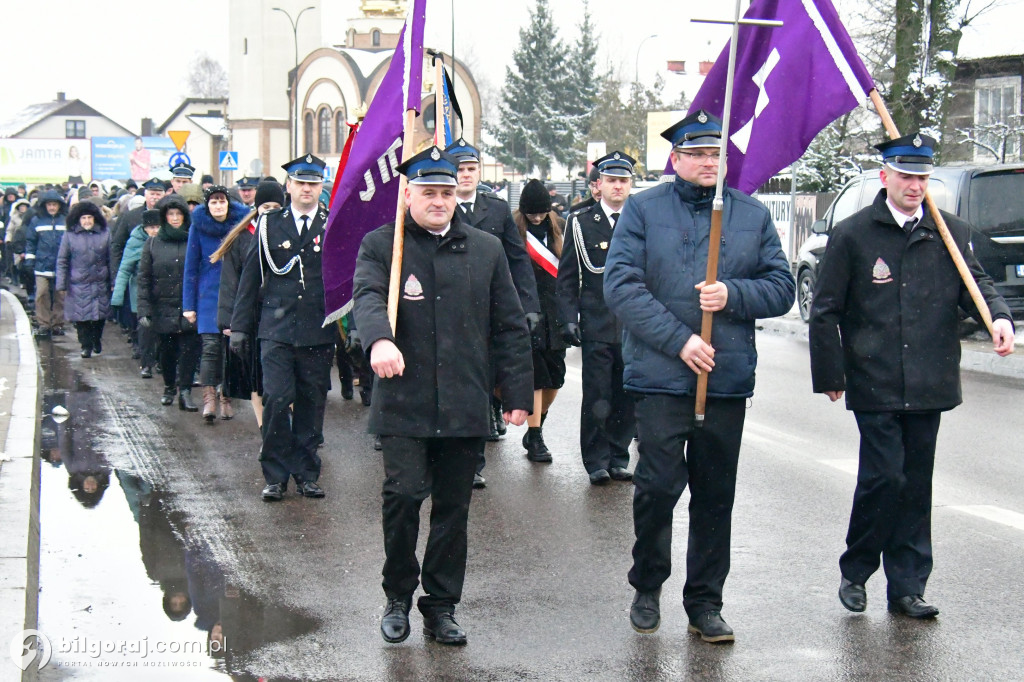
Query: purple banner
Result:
<box><xmin>685</xmin><ymin>0</ymin><xmax>875</xmax><ymax>194</ymax></box>
<box><xmin>321</xmin><ymin>0</ymin><xmax>426</xmax><ymax>322</ymax></box>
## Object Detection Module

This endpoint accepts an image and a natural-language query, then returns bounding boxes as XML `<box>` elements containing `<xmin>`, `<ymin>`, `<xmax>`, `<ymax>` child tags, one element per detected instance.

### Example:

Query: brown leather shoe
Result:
<box><xmin>219</xmin><ymin>393</ymin><xmax>233</xmax><ymax>420</ymax></box>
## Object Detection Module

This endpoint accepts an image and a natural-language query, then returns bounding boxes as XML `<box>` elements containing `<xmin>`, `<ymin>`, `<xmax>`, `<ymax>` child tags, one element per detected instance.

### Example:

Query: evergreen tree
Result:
<box><xmin>587</xmin><ymin>71</ymin><xmax>665</xmax><ymax>175</ymax></box>
<box><xmin>563</xmin><ymin>1</ymin><xmax>600</xmax><ymax>167</ymax></box>
<box><xmin>487</xmin><ymin>0</ymin><xmax>571</xmax><ymax>177</ymax></box>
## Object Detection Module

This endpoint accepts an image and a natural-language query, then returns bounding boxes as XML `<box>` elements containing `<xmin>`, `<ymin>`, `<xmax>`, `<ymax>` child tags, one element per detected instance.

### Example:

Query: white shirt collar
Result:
<box><xmin>601</xmin><ymin>200</ymin><xmax>624</xmax><ymax>222</ymax></box>
<box><xmin>424</xmin><ymin>223</ymin><xmax>451</xmax><ymax>238</ymax></box>
<box><xmin>291</xmin><ymin>204</ymin><xmax>316</xmax><ymax>229</ymax></box>
<box><xmin>885</xmin><ymin>198</ymin><xmax>923</xmax><ymax>228</ymax></box>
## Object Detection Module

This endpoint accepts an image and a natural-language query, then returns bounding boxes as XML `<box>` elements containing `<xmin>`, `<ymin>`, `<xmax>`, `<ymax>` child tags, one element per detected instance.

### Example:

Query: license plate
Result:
<box><xmin>1017</xmin><ymin>265</ymin><xmax>1024</xmax><ymax>278</ymax></box>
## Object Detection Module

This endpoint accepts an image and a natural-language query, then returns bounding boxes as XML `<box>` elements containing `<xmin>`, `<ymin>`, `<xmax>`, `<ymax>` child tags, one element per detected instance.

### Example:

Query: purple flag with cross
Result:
<box><xmin>685</xmin><ymin>0</ymin><xmax>875</xmax><ymax>194</ymax></box>
<box><xmin>321</xmin><ymin>0</ymin><xmax>426</xmax><ymax>323</ymax></box>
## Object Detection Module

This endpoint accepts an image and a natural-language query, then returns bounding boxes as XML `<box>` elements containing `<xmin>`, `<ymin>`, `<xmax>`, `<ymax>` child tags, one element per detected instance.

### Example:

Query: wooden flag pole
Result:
<box><xmin>868</xmin><ymin>89</ymin><xmax>995</xmax><ymax>338</ymax></box>
<box><xmin>386</xmin><ymin>108</ymin><xmax>418</xmax><ymax>334</ymax></box>
<box><xmin>691</xmin><ymin>2</ymin><xmax>781</xmax><ymax>426</ymax></box>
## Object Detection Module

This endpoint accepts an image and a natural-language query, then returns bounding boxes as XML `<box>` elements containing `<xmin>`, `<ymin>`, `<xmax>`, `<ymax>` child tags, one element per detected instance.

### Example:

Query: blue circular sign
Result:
<box><xmin>168</xmin><ymin>152</ymin><xmax>191</xmax><ymax>168</ymax></box>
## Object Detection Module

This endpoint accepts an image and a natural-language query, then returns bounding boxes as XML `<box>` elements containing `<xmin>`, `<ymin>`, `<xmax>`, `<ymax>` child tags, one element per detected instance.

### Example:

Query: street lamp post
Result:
<box><xmin>635</xmin><ymin>34</ymin><xmax>659</xmax><ymax>84</ymax></box>
<box><xmin>273</xmin><ymin>5</ymin><xmax>316</xmax><ymax>158</ymax></box>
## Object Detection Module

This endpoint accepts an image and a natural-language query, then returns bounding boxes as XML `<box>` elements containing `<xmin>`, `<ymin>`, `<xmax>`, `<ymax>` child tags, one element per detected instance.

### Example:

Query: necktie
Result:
<box><xmin>610</xmin><ymin>212</ymin><xmax>620</xmax><ymax>225</ymax></box>
<box><xmin>461</xmin><ymin>202</ymin><xmax>473</xmax><ymax>218</ymax></box>
<box><xmin>300</xmin><ymin>215</ymin><xmax>309</xmax><ymax>234</ymax></box>
<box><xmin>904</xmin><ymin>217</ymin><xmax>918</xmax><ymax>234</ymax></box>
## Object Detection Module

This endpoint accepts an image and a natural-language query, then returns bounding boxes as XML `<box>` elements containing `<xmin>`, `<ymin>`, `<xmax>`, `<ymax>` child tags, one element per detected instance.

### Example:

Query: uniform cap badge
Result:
<box><xmin>697</xmin><ymin>112</ymin><xmax>708</xmax><ymax>123</ymax></box>
<box><xmin>430</xmin><ymin>148</ymin><xmax>440</xmax><ymax>160</ymax></box>
<box><xmin>913</xmin><ymin>134</ymin><xmax>923</xmax><ymax>147</ymax></box>
<box><xmin>305</xmin><ymin>154</ymin><xmax>312</xmax><ymax>163</ymax></box>
<box><xmin>613</xmin><ymin>152</ymin><xmax>621</xmax><ymax>160</ymax></box>
<box><xmin>403</xmin><ymin>274</ymin><xmax>425</xmax><ymax>300</ymax></box>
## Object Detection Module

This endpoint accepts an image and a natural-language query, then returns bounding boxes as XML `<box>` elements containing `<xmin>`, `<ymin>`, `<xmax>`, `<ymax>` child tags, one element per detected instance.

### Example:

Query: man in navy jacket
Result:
<box><xmin>604</xmin><ymin>110</ymin><xmax>794</xmax><ymax>643</ymax></box>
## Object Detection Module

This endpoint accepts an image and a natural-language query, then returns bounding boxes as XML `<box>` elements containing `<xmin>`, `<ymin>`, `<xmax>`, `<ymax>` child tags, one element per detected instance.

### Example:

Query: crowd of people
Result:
<box><xmin>1</xmin><ymin>110</ymin><xmax>1016</xmax><ymax>648</ymax></box>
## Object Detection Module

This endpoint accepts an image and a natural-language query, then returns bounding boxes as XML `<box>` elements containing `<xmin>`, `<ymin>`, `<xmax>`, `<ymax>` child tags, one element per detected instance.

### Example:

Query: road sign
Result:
<box><xmin>219</xmin><ymin>151</ymin><xmax>239</xmax><ymax>171</ymax></box>
<box><xmin>168</xmin><ymin>152</ymin><xmax>191</xmax><ymax>168</ymax></box>
<box><xmin>168</xmin><ymin>130</ymin><xmax>190</xmax><ymax>151</ymax></box>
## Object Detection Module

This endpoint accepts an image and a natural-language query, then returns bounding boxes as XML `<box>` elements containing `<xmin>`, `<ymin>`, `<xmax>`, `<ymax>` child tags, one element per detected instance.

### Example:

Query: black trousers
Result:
<box><xmin>138</xmin><ymin>321</ymin><xmax>157</xmax><ymax>368</ymax></box>
<box><xmin>841</xmin><ymin>410</ymin><xmax>940</xmax><ymax>600</ymax></box>
<box><xmin>74</xmin><ymin>320</ymin><xmax>105</xmax><ymax>351</ymax></box>
<box><xmin>580</xmin><ymin>341</ymin><xmax>635</xmax><ymax>473</ymax></box>
<box><xmin>158</xmin><ymin>332</ymin><xmax>201</xmax><ymax>389</ymax></box>
<box><xmin>629</xmin><ymin>393</ymin><xmax>745</xmax><ymax>618</ymax></box>
<box><xmin>380</xmin><ymin>436</ymin><xmax>481</xmax><ymax>614</ymax></box>
<box><xmin>259</xmin><ymin>341</ymin><xmax>333</xmax><ymax>485</ymax></box>
<box><xmin>199</xmin><ymin>332</ymin><xmax>224</xmax><ymax>386</ymax></box>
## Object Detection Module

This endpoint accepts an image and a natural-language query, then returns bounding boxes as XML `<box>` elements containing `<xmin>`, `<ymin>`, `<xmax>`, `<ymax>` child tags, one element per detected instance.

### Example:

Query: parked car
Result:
<box><xmin>794</xmin><ymin>164</ymin><xmax>1024</xmax><ymax>322</ymax></box>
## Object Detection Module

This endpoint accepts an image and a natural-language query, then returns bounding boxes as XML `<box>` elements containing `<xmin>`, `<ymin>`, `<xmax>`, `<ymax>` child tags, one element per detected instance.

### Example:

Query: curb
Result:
<box><xmin>757</xmin><ymin>316</ymin><xmax>1024</xmax><ymax>381</ymax></box>
<box><xmin>0</xmin><ymin>289</ymin><xmax>42</xmax><ymax>682</ymax></box>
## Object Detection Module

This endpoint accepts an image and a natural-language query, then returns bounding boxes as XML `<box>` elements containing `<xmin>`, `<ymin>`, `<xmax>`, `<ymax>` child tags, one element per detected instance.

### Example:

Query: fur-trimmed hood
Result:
<box><xmin>66</xmin><ymin>200</ymin><xmax>107</xmax><ymax>233</ymax></box>
<box><xmin>190</xmin><ymin>200</ymin><xmax>248</xmax><ymax>239</ymax></box>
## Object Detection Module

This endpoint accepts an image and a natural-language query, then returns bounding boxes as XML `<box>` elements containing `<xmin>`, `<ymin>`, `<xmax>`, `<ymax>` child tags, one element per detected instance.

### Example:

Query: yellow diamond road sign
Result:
<box><xmin>168</xmin><ymin>130</ymin><xmax>190</xmax><ymax>151</ymax></box>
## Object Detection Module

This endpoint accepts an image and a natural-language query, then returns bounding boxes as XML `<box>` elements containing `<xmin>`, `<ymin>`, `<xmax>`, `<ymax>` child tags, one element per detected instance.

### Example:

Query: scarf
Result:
<box><xmin>159</xmin><ymin>222</ymin><xmax>189</xmax><ymax>242</ymax></box>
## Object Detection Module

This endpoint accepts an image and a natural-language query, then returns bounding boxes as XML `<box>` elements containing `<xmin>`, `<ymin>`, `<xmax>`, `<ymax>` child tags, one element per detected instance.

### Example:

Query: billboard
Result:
<box><xmin>0</xmin><ymin>139</ymin><xmax>91</xmax><ymax>184</ymax></box>
<box><xmin>91</xmin><ymin>136</ymin><xmax>178</xmax><ymax>181</ymax></box>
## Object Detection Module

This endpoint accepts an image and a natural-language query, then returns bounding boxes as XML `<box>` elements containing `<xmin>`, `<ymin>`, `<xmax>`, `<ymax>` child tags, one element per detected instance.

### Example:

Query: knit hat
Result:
<box><xmin>254</xmin><ymin>180</ymin><xmax>285</xmax><ymax>208</ymax></box>
<box><xmin>128</xmin><ymin>194</ymin><xmax>146</xmax><ymax>211</ymax></box>
<box><xmin>204</xmin><ymin>185</ymin><xmax>230</xmax><ymax>207</ymax></box>
<box><xmin>518</xmin><ymin>179</ymin><xmax>552</xmax><ymax>214</ymax></box>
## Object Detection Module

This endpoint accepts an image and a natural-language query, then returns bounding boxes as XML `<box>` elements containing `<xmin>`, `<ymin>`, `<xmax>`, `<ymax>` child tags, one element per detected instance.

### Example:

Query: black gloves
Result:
<box><xmin>562</xmin><ymin>322</ymin><xmax>581</xmax><ymax>347</ymax></box>
<box><xmin>229</xmin><ymin>331</ymin><xmax>248</xmax><ymax>355</ymax></box>
<box><xmin>138</xmin><ymin>316</ymin><xmax>152</xmax><ymax>328</ymax></box>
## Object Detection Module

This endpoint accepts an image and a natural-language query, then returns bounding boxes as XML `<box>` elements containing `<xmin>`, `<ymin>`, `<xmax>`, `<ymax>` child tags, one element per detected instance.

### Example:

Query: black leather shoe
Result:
<box><xmin>341</xmin><ymin>384</ymin><xmax>354</xmax><ymax>400</ymax></box>
<box><xmin>839</xmin><ymin>577</ymin><xmax>867</xmax><ymax>613</ymax></box>
<box><xmin>360</xmin><ymin>388</ymin><xmax>372</xmax><ymax>406</ymax></box>
<box><xmin>297</xmin><ymin>481</ymin><xmax>325</xmax><ymax>498</ymax></box>
<box><xmin>589</xmin><ymin>469</ymin><xmax>611</xmax><ymax>485</ymax></box>
<box><xmin>140</xmin><ymin>366</ymin><xmax>153</xmax><ymax>379</ymax></box>
<box><xmin>609</xmin><ymin>466</ymin><xmax>633</xmax><ymax>481</ymax></box>
<box><xmin>491</xmin><ymin>398</ymin><xmax>507</xmax><ymax>437</ymax></box>
<box><xmin>94</xmin><ymin>339</ymin><xmax>102</xmax><ymax>355</ymax></box>
<box><xmin>381</xmin><ymin>598</ymin><xmax>411</xmax><ymax>643</ymax></box>
<box><xmin>687</xmin><ymin>610</ymin><xmax>735</xmax><ymax>643</ymax></box>
<box><xmin>161</xmin><ymin>386</ymin><xmax>175</xmax><ymax>406</ymax></box>
<box><xmin>373</xmin><ymin>434</ymin><xmax>383</xmax><ymax>451</ymax></box>
<box><xmin>472</xmin><ymin>473</ymin><xmax>486</xmax><ymax>489</ymax></box>
<box><xmin>80</xmin><ymin>348</ymin><xmax>92</xmax><ymax>358</ymax></box>
<box><xmin>262</xmin><ymin>483</ymin><xmax>286</xmax><ymax>501</ymax></box>
<box><xmin>524</xmin><ymin>427</ymin><xmax>552</xmax><ymax>463</ymax></box>
<box><xmin>423</xmin><ymin>612</ymin><xmax>467</xmax><ymax>645</ymax></box>
<box><xmin>888</xmin><ymin>595</ymin><xmax>939</xmax><ymax>619</ymax></box>
<box><xmin>630</xmin><ymin>588</ymin><xmax>661</xmax><ymax>634</ymax></box>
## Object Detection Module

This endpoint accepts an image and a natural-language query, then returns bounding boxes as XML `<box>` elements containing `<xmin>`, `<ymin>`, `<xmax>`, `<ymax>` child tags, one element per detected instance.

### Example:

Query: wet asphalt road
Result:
<box><xmin>33</xmin><ymin>328</ymin><xmax>1024</xmax><ymax>681</ymax></box>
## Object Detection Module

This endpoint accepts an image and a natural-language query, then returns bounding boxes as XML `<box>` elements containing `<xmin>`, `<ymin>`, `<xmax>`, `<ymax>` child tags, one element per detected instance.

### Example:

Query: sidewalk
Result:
<box><xmin>757</xmin><ymin>309</ymin><xmax>1024</xmax><ymax>381</ymax></box>
<box><xmin>0</xmin><ymin>289</ymin><xmax>41</xmax><ymax>682</ymax></box>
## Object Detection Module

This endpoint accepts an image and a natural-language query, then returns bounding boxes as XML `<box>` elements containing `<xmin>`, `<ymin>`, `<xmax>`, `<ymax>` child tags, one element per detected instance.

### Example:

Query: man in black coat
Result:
<box><xmin>230</xmin><ymin>154</ymin><xmax>336</xmax><ymax>502</ymax></box>
<box><xmin>353</xmin><ymin>146</ymin><xmax>532</xmax><ymax>646</ymax></box>
<box><xmin>445</xmin><ymin>138</ymin><xmax>540</xmax><ymax>484</ymax></box>
<box><xmin>556</xmin><ymin>151</ymin><xmax>638</xmax><ymax>486</ymax></box>
<box><xmin>810</xmin><ymin>133</ymin><xmax>1016</xmax><ymax>620</ymax></box>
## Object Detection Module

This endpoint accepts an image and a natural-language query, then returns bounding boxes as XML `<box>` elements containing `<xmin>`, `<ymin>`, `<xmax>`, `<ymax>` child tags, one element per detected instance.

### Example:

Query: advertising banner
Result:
<box><xmin>0</xmin><ymin>139</ymin><xmax>91</xmax><ymax>184</ymax></box>
<box><xmin>91</xmin><ymin>136</ymin><xmax>178</xmax><ymax>181</ymax></box>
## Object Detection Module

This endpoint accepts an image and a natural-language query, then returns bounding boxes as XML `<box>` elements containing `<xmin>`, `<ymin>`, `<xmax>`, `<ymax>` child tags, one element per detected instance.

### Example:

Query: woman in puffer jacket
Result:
<box><xmin>55</xmin><ymin>201</ymin><xmax>111</xmax><ymax>357</ymax></box>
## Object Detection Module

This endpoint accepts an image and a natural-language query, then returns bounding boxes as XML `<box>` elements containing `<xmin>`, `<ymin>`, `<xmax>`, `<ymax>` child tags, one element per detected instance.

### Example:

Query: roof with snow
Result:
<box><xmin>0</xmin><ymin>97</ymin><xmax>133</xmax><ymax>138</ymax></box>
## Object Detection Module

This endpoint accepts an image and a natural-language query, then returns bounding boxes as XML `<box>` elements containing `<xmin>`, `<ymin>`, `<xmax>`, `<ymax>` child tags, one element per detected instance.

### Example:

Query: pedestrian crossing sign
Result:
<box><xmin>219</xmin><ymin>151</ymin><xmax>239</xmax><ymax>171</ymax></box>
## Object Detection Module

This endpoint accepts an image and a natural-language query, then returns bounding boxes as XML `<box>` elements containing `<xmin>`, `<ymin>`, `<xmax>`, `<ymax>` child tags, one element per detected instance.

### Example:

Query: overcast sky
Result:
<box><xmin>1</xmin><ymin>0</ymin><xmax>1021</xmax><ymax>134</ymax></box>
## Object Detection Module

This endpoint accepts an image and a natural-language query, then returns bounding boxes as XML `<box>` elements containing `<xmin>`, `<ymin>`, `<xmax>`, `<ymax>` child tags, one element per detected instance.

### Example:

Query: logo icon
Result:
<box><xmin>872</xmin><ymin>257</ymin><xmax>893</xmax><ymax>284</ymax></box>
<box><xmin>403</xmin><ymin>274</ymin><xmax>424</xmax><ymax>300</ymax></box>
<box><xmin>9</xmin><ymin>629</ymin><xmax>52</xmax><ymax>671</ymax></box>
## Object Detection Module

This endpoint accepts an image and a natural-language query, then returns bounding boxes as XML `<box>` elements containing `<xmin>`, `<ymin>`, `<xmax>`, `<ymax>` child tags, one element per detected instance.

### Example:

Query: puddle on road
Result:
<box><xmin>34</xmin><ymin>339</ymin><xmax>317</xmax><ymax>680</ymax></box>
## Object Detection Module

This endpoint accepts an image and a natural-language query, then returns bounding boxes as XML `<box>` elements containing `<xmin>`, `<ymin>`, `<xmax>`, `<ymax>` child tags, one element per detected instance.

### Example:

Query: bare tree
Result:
<box><xmin>956</xmin><ymin>112</ymin><xmax>1024</xmax><ymax>162</ymax></box>
<box><xmin>185</xmin><ymin>52</ymin><xmax>229</xmax><ymax>99</ymax></box>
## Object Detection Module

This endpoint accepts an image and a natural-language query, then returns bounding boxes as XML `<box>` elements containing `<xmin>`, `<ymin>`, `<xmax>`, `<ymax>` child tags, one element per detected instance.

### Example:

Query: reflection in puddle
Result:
<box><xmin>36</xmin><ymin>340</ymin><xmax>316</xmax><ymax>680</ymax></box>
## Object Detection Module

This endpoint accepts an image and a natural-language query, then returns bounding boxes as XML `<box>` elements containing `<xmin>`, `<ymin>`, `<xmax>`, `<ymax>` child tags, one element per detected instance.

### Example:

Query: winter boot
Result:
<box><xmin>219</xmin><ymin>392</ymin><xmax>234</xmax><ymax>420</ymax></box>
<box><xmin>178</xmin><ymin>388</ymin><xmax>198</xmax><ymax>412</ymax></box>
<box><xmin>524</xmin><ymin>427</ymin><xmax>553</xmax><ymax>463</ymax></box>
<box><xmin>161</xmin><ymin>385</ymin><xmax>175</xmax><ymax>406</ymax></box>
<box><xmin>202</xmin><ymin>386</ymin><xmax>217</xmax><ymax>422</ymax></box>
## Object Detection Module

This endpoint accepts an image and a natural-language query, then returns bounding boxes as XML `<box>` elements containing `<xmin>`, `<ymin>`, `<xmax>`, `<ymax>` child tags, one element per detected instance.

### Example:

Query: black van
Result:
<box><xmin>794</xmin><ymin>165</ymin><xmax>1024</xmax><ymax>322</ymax></box>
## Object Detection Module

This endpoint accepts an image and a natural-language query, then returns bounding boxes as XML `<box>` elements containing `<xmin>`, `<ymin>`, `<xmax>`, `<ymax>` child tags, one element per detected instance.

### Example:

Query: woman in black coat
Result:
<box><xmin>210</xmin><ymin>180</ymin><xmax>284</xmax><ymax>428</ymax></box>
<box><xmin>514</xmin><ymin>179</ymin><xmax>567</xmax><ymax>462</ymax></box>
<box><xmin>137</xmin><ymin>195</ymin><xmax>201</xmax><ymax>410</ymax></box>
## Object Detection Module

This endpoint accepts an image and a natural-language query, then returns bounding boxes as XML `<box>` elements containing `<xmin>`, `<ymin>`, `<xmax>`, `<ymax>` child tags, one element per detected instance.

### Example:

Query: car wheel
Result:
<box><xmin>798</xmin><ymin>270</ymin><xmax>815</xmax><ymax>322</ymax></box>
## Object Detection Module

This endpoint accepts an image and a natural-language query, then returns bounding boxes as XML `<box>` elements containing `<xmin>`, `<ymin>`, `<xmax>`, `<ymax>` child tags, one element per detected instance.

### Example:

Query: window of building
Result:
<box><xmin>372</xmin><ymin>30</ymin><xmax>381</xmax><ymax>47</ymax></box>
<box><xmin>65</xmin><ymin>119</ymin><xmax>86</xmax><ymax>138</ymax></box>
<box><xmin>974</xmin><ymin>75</ymin><xmax>1022</xmax><ymax>162</ymax></box>
<box><xmin>335</xmin><ymin>110</ymin><xmax>346</xmax><ymax>153</ymax></box>
<box><xmin>304</xmin><ymin>112</ymin><xmax>314</xmax><ymax>153</ymax></box>
<box><xmin>318</xmin><ymin>108</ymin><xmax>331</xmax><ymax>154</ymax></box>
